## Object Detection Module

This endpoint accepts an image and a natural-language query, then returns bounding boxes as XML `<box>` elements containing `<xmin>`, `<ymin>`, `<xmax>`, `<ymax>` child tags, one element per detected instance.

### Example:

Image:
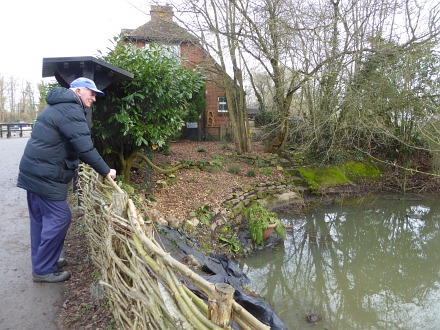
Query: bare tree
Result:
<box><xmin>17</xmin><ymin>81</ymin><xmax>37</xmax><ymax>121</ymax></box>
<box><xmin>0</xmin><ymin>76</ymin><xmax>6</xmax><ymax>122</ymax></box>
<box><xmin>179</xmin><ymin>0</ymin><xmax>252</xmax><ymax>153</ymax></box>
<box><xmin>178</xmin><ymin>0</ymin><xmax>439</xmax><ymax>154</ymax></box>
<box><xmin>0</xmin><ymin>75</ymin><xmax>42</xmax><ymax>122</ymax></box>
<box><xmin>7</xmin><ymin>76</ymin><xmax>18</xmax><ymax>116</ymax></box>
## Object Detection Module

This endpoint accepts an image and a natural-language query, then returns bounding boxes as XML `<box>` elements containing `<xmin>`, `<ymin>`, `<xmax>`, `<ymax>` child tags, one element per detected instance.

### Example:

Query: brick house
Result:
<box><xmin>121</xmin><ymin>5</ymin><xmax>230</xmax><ymax>140</ymax></box>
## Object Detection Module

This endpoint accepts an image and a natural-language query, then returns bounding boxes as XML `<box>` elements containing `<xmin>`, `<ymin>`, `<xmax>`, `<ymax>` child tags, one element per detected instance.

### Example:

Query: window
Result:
<box><xmin>218</xmin><ymin>96</ymin><xmax>228</xmax><ymax>113</ymax></box>
<box><xmin>144</xmin><ymin>44</ymin><xmax>180</xmax><ymax>59</ymax></box>
<box><xmin>163</xmin><ymin>45</ymin><xmax>181</xmax><ymax>59</ymax></box>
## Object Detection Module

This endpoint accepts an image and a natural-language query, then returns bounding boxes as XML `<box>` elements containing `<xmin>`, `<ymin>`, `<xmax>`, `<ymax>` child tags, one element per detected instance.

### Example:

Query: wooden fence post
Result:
<box><xmin>112</xmin><ymin>192</ymin><xmax>128</xmax><ymax>217</ymax></box>
<box><xmin>208</xmin><ymin>282</ymin><xmax>235</xmax><ymax>327</ymax></box>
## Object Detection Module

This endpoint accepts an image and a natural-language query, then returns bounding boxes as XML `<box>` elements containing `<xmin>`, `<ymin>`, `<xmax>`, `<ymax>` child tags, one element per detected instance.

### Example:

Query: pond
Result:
<box><xmin>238</xmin><ymin>195</ymin><xmax>440</xmax><ymax>329</ymax></box>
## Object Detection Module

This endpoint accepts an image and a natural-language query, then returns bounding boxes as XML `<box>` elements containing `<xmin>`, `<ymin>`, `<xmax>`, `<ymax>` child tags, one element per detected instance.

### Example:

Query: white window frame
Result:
<box><xmin>218</xmin><ymin>96</ymin><xmax>228</xmax><ymax>113</ymax></box>
<box><xmin>144</xmin><ymin>43</ymin><xmax>181</xmax><ymax>59</ymax></box>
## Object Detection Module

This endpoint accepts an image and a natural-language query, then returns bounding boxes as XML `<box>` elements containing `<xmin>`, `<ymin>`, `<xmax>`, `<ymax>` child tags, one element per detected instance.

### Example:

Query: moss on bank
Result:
<box><xmin>297</xmin><ymin>162</ymin><xmax>381</xmax><ymax>193</ymax></box>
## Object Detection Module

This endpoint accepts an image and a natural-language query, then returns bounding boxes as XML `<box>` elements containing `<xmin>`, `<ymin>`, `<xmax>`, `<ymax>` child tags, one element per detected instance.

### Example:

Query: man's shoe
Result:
<box><xmin>33</xmin><ymin>271</ymin><xmax>71</xmax><ymax>283</ymax></box>
<box><xmin>56</xmin><ymin>258</ymin><xmax>67</xmax><ymax>268</ymax></box>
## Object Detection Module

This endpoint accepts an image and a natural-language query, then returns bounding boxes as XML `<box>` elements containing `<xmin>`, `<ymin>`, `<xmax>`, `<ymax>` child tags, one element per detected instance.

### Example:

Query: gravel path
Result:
<box><xmin>0</xmin><ymin>135</ymin><xmax>63</xmax><ymax>330</ymax></box>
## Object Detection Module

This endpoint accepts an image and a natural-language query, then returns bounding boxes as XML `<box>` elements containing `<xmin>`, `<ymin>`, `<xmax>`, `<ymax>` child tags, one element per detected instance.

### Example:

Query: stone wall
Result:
<box><xmin>221</xmin><ymin>179</ymin><xmax>302</xmax><ymax>219</ymax></box>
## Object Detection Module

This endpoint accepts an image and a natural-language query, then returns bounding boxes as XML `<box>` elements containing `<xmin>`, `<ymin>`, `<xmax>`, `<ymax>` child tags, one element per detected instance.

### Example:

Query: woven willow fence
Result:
<box><xmin>77</xmin><ymin>164</ymin><xmax>270</xmax><ymax>329</ymax></box>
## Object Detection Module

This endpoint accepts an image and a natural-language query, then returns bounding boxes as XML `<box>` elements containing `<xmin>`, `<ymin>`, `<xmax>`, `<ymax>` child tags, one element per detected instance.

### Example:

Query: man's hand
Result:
<box><xmin>106</xmin><ymin>169</ymin><xmax>117</xmax><ymax>180</ymax></box>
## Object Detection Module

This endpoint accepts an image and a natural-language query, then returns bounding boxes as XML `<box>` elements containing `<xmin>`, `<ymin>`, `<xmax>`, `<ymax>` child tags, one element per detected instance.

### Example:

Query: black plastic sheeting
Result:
<box><xmin>156</xmin><ymin>226</ymin><xmax>288</xmax><ymax>330</ymax></box>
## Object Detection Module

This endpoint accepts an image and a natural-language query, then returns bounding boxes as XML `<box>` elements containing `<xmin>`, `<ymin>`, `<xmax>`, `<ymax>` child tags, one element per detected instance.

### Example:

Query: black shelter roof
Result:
<box><xmin>42</xmin><ymin>56</ymin><xmax>133</xmax><ymax>90</ymax></box>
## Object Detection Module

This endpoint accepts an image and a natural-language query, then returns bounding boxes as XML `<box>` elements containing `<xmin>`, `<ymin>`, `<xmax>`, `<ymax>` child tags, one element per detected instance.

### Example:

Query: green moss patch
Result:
<box><xmin>298</xmin><ymin>167</ymin><xmax>350</xmax><ymax>191</ymax></box>
<box><xmin>297</xmin><ymin>162</ymin><xmax>381</xmax><ymax>192</ymax></box>
<box><xmin>341</xmin><ymin>162</ymin><xmax>381</xmax><ymax>181</ymax></box>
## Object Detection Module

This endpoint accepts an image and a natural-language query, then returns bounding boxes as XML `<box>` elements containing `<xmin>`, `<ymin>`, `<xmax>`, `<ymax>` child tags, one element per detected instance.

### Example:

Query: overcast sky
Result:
<box><xmin>0</xmin><ymin>0</ymin><xmax>155</xmax><ymax>84</ymax></box>
<box><xmin>1</xmin><ymin>0</ymin><xmax>437</xmax><ymax>87</ymax></box>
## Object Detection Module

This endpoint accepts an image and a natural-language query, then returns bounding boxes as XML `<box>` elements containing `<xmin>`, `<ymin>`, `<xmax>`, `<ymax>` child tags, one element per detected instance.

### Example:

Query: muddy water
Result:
<box><xmin>239</xmin><ymin>195</ymin><xmax>440</xmax><ymax>329</ymax></box>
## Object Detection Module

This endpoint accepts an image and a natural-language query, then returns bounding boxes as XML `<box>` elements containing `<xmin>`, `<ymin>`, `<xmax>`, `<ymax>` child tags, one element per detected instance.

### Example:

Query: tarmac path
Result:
<box><xmin>0</xmin><ymin>135</ymin><xmax>63</xmax><ymax>330</ymax></box>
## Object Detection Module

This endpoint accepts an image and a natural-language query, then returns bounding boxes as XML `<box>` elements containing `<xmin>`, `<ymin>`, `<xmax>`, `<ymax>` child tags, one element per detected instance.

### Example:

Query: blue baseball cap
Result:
<box><xmin>70</xmin><ymin>77</ymin><xmax>105</xmax><ymax>96</ymax></box>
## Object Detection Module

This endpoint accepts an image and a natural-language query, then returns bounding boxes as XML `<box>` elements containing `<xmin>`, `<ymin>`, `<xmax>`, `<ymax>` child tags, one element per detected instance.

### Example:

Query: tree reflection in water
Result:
<box><xmin>239</xmin><ymin>195</ymin><xmax>440</xmax><ymax>329</ymax></box>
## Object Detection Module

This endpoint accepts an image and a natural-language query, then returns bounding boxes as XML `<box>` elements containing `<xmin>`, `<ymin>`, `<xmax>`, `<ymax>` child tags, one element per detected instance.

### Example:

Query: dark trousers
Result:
<box><xmin>26</xmin><ymin>191</ymin><xmax>71</xmax><ymax>275</ymax></box>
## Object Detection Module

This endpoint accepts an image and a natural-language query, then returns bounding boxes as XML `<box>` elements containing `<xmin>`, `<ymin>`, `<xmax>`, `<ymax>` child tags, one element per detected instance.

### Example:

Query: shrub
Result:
<box><xmin>227</xmin><ymin>165</ymin><xmax>241</xmax><ymax>174</ymax></box>
<box><xmin>189</xmin><ymin>205</ymin><xmax>214</xmax><ymax>225</ymax></box>
<box><xmin>211</xmin><ymin>155</ymin><xmax>225</xmax><ymax>168</ymax></box>
<box><xmin>246</xmin><ymin>170</ymin><xmax>256</xmax><ymax>177</ymax></box>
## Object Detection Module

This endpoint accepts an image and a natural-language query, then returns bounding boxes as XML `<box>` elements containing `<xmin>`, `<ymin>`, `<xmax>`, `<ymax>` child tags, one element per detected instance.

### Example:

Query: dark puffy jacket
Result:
<box><xmin>17</xmin><ymin>87</ymin><xmax>110</xmax><ymax>201</ymax></box>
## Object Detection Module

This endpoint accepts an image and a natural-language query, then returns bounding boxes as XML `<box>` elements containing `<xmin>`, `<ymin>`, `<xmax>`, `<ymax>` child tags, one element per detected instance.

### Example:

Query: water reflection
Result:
<box><xmin>239</xmin><ymin>195</ymin><xmax>440</xmax><ymax>329</ymax></box>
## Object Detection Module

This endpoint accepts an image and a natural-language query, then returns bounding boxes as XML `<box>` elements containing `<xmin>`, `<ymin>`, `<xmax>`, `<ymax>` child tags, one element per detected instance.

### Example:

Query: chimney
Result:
<box><xmin>150</xmin><ymin>5</ymin><xmax>174</xmax><ymax>22</ymax></box>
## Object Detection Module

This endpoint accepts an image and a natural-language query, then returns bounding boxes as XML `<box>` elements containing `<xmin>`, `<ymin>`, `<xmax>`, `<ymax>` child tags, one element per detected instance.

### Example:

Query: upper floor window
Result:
<box><xmin>218</xmin><ymin>96</ymin><xmax>228</xmax><ymax>113</ymax></box>
<box><xmin>144</xmin><ymin>44</ymin><xmax>181</xmax><ymax>59</ymax></box>
<box><xmin>163</xmin><ymin>45</ymin><xmax>181</xmax><ymax>59</ymax></box>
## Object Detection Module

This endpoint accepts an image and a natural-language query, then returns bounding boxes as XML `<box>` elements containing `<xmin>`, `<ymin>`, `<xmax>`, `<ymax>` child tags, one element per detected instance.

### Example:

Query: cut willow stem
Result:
<box><xmin>163</xmin><ymin>265</ymin><xmax>221</xmax><ymax>330</ymax></box>
<box><xmin>128</xmin><ymin>199</ymin><xmax>217</xmax><ymax>295</ymax></box>
<box><xmin>182</xmin><ymin>284</ymin><xmax>209</xmax><ymax>313</ymax></box>
<box><xmin>158</xmin><ymin>281</ymin><xmax>194</xmax><ymax>330</ymax></box>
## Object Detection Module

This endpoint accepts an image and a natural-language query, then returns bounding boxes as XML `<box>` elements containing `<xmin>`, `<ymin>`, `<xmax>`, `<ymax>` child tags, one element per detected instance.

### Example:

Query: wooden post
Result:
<box><xmin>208</xmin><ymin>283</ymin><xmax>235</xmax><ymax>327</ymax></box>
<box><xmin>112</xmin><ymin>192</ymin><xmax>128</xmax><ymax>217</ymax></box>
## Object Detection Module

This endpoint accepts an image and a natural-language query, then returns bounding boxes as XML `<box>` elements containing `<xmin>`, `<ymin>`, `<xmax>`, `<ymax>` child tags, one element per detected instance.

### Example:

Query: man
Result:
<box><xmin>17</xmin><ymin>77</ymin><xmax>116</xmax><ymax>283</ymax></box>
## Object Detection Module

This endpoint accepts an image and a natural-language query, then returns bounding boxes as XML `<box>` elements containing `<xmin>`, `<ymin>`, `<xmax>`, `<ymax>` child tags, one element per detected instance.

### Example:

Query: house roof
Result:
<box><xmin>123</xmin><ymin>5</ymin><xmax>199</xmax><ymax>45</ymax></box>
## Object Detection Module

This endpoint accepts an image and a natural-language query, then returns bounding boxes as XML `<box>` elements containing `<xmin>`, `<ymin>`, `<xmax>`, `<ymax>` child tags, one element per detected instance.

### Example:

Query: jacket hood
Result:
<box><xmin>46</xmin><ymin>87</ymin><xmax>83</xmax><ymax>108</ymax></box>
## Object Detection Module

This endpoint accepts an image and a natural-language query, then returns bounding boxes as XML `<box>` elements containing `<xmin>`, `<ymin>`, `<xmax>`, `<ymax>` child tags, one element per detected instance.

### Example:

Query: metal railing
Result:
<box><xmin>0</xmin><ymin>123</ymin><xmax>33</xmax><ymax>138</ymax></box>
